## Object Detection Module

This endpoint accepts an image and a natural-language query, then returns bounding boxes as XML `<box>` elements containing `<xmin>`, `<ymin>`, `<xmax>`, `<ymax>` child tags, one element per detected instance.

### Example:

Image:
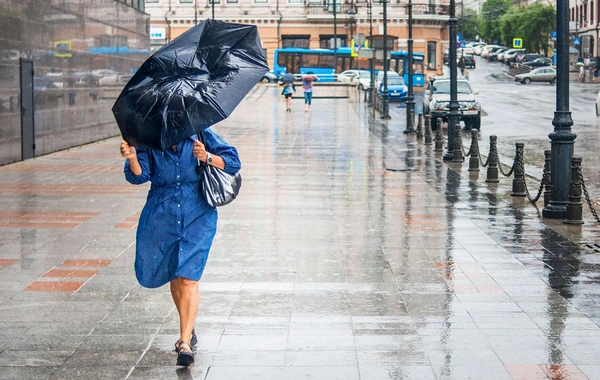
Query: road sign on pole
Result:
<box><xmin>512</xmin><ymin>38</ymin><xmax>523</xmax><ymax>48</ymax></box>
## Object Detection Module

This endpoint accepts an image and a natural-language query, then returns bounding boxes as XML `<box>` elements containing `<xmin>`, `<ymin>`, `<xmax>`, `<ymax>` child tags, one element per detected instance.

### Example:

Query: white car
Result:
<box><xmin>99</xmin><ymin>74</ymin><xmax>132</xmax><ymax>86</ymax></box>
<box><xmin>463</xmin><ymin>42</ymin><xmax>485</xmax><ymax>55</ymax></box>
<box><xmin>337</xmin><ymin>70</ymin><xmax>362</xmax><ymax>84</ymax></box>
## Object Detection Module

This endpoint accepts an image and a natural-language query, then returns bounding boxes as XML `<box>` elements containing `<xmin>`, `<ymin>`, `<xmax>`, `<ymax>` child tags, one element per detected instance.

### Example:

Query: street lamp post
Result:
<box><xmin>542</xmin><ymin>0</ymin><xmax>577</xmax><ymax>218</ymax></box>
<box><xmin>368</xmin><ymin>0</ymin><xmax>374</xmax><ymax>107</ymax></box>
<box><xmin>444</xmin><ymin>0</ymin><xmax>459</xmax><ymax>160</ymax></box>
<box><xmin>194</xmin><ymin>0</ymin><xmax>198</xmax><ymax>25</ymax></box>
<box><xmin>205</xmin><ymin>0</ymin><xmax>214</xmax><ymax>20</ymax></box>
<box><xmin>333</xmin><ymin>0</ymin><xmax>338</xmax><ymax>71</ymax></box>
<box><xmin>381</xmin><ymin>0</ymin><xmax>391</xmax><ymax>119</ymax></box>
<box><xmin>404</xmin><ymin>0</ymin><xmax>415</xmax><ymax>133</ymax></box>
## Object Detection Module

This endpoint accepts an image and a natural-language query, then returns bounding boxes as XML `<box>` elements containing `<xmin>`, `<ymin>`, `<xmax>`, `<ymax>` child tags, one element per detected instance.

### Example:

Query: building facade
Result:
<box><xmin>570</xmin><ymin>0</ymin><xmax>599</xmax><ymax>58</ymax></box>
<box><xmin>0</xmin><ymin>0</ymin><xmax>150</xmax><ymax>165</ymax></box>
<box><xmin>145</xmin><ymin>0</ymin><xmax>450</xmax><ymax>75</ymax></box>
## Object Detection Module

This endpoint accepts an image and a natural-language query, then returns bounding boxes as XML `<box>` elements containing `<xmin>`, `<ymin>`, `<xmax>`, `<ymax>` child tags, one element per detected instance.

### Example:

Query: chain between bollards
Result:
<box><xmin>576</xmin><ymin>160</ymin><xmax>600</xmax><ymax>223</ymax></box>
<box><xmin>543</xmin><ymin>150</ymin><xmax>552</xmax><ymax>207</ymax></box>
<box><xmin>424</xmin><ymin>114</ymin><xmax>433</xmax><ymax>146</ymax></box>
<box><xmin>434</xmin><ymin>118</ymin><xmax>444</xmax><ymax>152</ymax></box>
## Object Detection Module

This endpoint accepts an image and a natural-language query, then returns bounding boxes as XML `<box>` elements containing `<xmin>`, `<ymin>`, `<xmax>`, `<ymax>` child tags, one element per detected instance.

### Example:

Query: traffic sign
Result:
<box><xmin>353</xmin><ymin>33</ymin><xmax>366</xmax><ymax>46</ymax></box>
<box><xmin>457</xmin><ymin>33</ymin><xmax>462</xmax><ymax>43</ymax></box>
<box><xmin>551</xmin><ymin>31</ymin><xmax>557</xmax><ymax>40</ymax></box>
<box><xmin>512</xmin><ymin>38</ymin><xmax>523</xmax><ymax>48</ymax></box>
<box><xmin>574</xmin><ymin>37</ymin><xmax>581</xmax><ymax>46</ymax></box>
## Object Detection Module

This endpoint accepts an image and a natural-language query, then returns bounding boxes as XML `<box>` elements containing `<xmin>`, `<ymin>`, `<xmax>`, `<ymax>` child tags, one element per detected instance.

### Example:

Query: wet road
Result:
<box><xmin>467</xmin><ymin>59</ymin><xmax>600</xmax><ymax>197</ymax></box>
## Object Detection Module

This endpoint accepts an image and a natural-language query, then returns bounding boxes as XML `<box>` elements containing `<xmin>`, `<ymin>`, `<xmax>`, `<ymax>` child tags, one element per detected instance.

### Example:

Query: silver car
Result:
<box><xmin>515</xmin><ymin>67</ymin><xmax>557</xmax><ymax>84</ymax></box>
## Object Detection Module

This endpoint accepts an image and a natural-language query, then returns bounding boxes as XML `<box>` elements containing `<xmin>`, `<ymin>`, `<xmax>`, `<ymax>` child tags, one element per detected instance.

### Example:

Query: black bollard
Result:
<box><xmin>544</xmin><ymin>150</ymin><xmax>552</xmax><ymax>207</ymax></box>
<box><xmin>486</xmin><ymin>135</ymin><xmax>499</xmax><ymax>183</ymax></box>
<box><xmin>565</xmin><ymin>157</ymin><xmax>584</xmax><ymax>225</ymax></box>
<box><xmin>424</xmin><ymin>114</ymin><xmax>433</xmax><ymax>146</ymax></box>
<box><xmin>416</xmin><ymin>114</ymin><xmax>423</xmax><ymax>139</ymax></box>
<box><xmin>511</xmin><ymin>143</ymin><xmax>526</xmax><ymax>197</ymax></box>
<box><xmin>452</xmin><ymin>124</ymin><xmax>464</xmax><ymax>163</ymax></box>
<box><xmin>434</xmin><ymin>118</ymin><xmax>444</xmax><ymax>152</ymax></box>
<box><xmin>468</xmin><ymin>129</ymin><xmax>480</xmax><ymax>172</ymax></box>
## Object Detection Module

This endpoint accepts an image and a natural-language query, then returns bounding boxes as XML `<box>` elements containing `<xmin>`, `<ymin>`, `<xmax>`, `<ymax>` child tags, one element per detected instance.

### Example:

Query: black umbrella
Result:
<box><xmin>112</xmin><ymin>19</ymin><xmax>269</xmax><ymax>151</ymax></box>
<box><xmin>280</xmin><ymin>73</ymin><xmax>295</xmax><ymax>84</ymax></box>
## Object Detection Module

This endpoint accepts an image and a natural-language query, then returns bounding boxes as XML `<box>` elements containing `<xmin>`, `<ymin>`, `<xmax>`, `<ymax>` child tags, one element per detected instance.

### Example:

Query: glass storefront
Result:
<box><xmin>0</xmin><ymin>0</ymin><xmax>149</xmax><ymax>165</ymax></box>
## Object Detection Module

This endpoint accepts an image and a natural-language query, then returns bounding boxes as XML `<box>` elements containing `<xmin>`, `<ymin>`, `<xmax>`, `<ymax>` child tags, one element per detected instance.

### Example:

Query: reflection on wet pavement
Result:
<box><xmin>0</xmin><ymin>84</ymin><xmax>599</xmax><ymax>379</ymax></box>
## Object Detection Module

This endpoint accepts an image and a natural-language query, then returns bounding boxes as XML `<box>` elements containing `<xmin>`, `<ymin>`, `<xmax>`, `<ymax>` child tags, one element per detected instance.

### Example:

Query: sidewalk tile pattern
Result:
<box><xmin>0</xmin><ymin>85</ymin><xmax>599</xmax><ymax>379</ymax></box>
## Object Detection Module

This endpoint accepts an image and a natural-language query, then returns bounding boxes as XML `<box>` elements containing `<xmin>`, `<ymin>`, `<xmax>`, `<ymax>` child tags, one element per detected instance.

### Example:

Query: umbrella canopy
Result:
<box><xmin>575</xmin><ymin>61</ymin><xmax>585</xmax><ymax>66</ymax></box>
<box><xmin>112</xmin><ymin>19</ymin><xmax>269</xmax><ymax>151</ymax></box>
<box><xmin>280</xmin><ymin>73</ymin><xmax>295</xmax><ymax>84</ymax></box>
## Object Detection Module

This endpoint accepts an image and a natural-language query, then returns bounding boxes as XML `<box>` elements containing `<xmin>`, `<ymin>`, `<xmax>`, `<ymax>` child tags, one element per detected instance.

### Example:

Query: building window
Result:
<box><xmin>146</xmin><ymin>0</ymin><xmax>159</xmax><ymax>3</ymax></box>
<box><xmin>255</xmin><ymin>0</ymin><xmax>268</xmax><ymax>2</ymax></box>
<box><xmin>288</xmin><ymin>0</ymin><xmax>302</xmax><ymax>3</ymax></box>
<box><xmin>319</xmin><ymin>35</ymin><xmax>347</xmax><ymax>49</ymax></box>
<box><xmin>283</xmin><ymin>35</ymin><xmax>311</xmax><ymax>48</ymax></box>
<box><xmin>180</xmin><ymin>0</ymin><xmax>192</xmax><ymax>3</ymax></box>
<box><xmin>427</xmin><ymin>41</ymin><xmax>437</xmax><ymax>70</ymax></box>
<box><xmin>227</xmin><ymin>0</ymin><xmax>238</xmax><ymax>3</ymax></box>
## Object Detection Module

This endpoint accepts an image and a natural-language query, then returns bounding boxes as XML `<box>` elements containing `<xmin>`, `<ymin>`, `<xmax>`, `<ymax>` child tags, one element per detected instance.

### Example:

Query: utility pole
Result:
<box><xmin>368</xmin><ymin>0</ymin><xmax>374</xmax><ymax>107</ymax></box>
<box><xmin>404</xmin><ymin>0</ymin><xmax>414</xmax><ymax>133</ymax></box>
<box><xmin>381</xmin><ymin>0</ymin><xmax>391</xmax><ymax>119</ymax></box>
<box><xmin>334</xmin><ymin>0</ymin><xmax>338</xmax><ymax>71</ymax></box>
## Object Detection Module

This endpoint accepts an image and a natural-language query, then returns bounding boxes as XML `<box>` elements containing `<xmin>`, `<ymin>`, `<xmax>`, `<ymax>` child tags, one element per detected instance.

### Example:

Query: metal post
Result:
<box><xmin>194</xmin><ymin>0</ymin><xmax>198</xmax><ymax>25</ymax></box>
<box><xmin>424</xmin><ymin>114</ymin><xmax>433</xmax><ymax>145</ymax></box>
<box><xmin>564</xmin><ymin>156</ymin><xmax>584</xmax><ymax>224</ymax></box>
<box><xmin>416</xmin><ymin>113</ymin><xmax>423</xmax><ymax>139</ymax></box>
<box><xmin>542</xmin><ymin>0</ymin><xmax>577</xmax><ymax>218</ymax></box>
<box><xmin>212</xmin><ymin>0</ymin><xmax>215</xmax><ymax>19</ymax></box>
<box><xmin>381</xmin><ymin>0</ymin><xmax>391</xmax><ymax>119</ymax></box>
<box><xmin>511</xmin><ymin>143</ymin><xmax>526</xmax><ymax>197</ymax></box>
<box><xmin>452</xmin><ymin>124</ymin><xmax>464</xmax><ymax>162</ymax></box>
<box><xmin>468</xmin><ymin>129</ymin><xmax>479</xmax><ymax>172</ymax></box>
<box><xmin>334</xmin><ymin>0</ymin><xmax>338</xmax><ymax>72</ymax></box>
<box><xmin>434</xmin><ymin>118</ymin><xmax>444</xmax><ymax>152</ymax></box>
<box><xmin>486</xmin><ymin>135</ymin><xmax>499</xmax><ymax>183</ymax></box>
<box><xmin>444</xmin><ymin>0</ymin><xmax>459</xmax><ymax>161</ymax></box>
<box><xmin>404</xmin><ymin>0</ymin><xmax>415</xmax><ymax>133</ymax></box>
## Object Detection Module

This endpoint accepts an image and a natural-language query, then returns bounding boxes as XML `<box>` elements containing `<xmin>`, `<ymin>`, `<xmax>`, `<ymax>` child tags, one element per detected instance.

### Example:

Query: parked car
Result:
<box><xmin>488</xmin><ymin>48</ymin><xmax>507</xmax><ymax>61</ymax></box>
<box><xmin>338</xmin><ymin>70</ymin><xmax>361</xmax><ymax>84</ymax></box>
<box><xmin>424</xmin><ymin>78</ymin><xmax>481</xmax><ymax>129</ymax></box>
<box><xmin>503</xmin><ymin>49</ymin><xmax>526</xmax><ymax>64</ymax></box>
<box><xmin>459</xmin><ymin>54</ymin><xmax>476</xmax><ymax>69</ymax></box>
<box><xmin>379</xmin><ymin>75</ymin><xmax>408</xmax><ymax>101</ymax></box>
<box><xmin>98</xmin><ymin>74</ymin><xmax>132</xmax><ymax>86</ymax></box>
<box><xmin>517</xmin><ymin>53</ymin><xmax>542</xmax><ymax>64</ymax></box>
<box><xmin>480</xmin><ymin>45</ymin><xmax>502</xmax><ymax>58</ymax></box>
<box><xmin>356</xmin><ymin>70</ymin><xmax>372</xmax><ymax>91</ymax></box>
<box><xmin>525</xmin><ymin>57</ymin><xmax>553</xmax><ymax>68</ymax></box>
<box><xmin>89</xmin><ymin>69</ymin><xmax>116</xmax><ymax>86</ymax></box>
<box><xmin>514</xmin><ymin>67</ymin><xmax>556</xmax><ymax>84</ymax></box>
<box><xmin>260</xmin><ymin>71</ymin><xmax>279</xmax><ymax>83</ymax></box>
<box><xmin>463</xmin><ymin>42</ymin><xmax>485</xmax><ymax>55</ymax></box>
<box><xmin>374</xmin><ymin>70</ymin><xmax>399</xmax><ymax>91</ymax></box>
<box><xmin>338</xmin><ymin>70</ymin><xmax>371</xmax><ymax>89</ymax></box>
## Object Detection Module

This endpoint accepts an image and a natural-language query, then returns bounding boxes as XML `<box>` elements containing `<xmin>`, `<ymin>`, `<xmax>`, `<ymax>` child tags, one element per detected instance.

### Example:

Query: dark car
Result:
<box><xmin>460</xmin><ymin>55</ymin><xmax>476</xmax><ymax>69</ymax></box>
<box><xmin>260</xmin><ymin>71</ymin><xmax>279</xmax><ymax>83</ymax></box>
<box><xmin>524</xmin><ymin>57</ymin><xmax>553</xmax><ymax>67</ymax></box>
<box><xmin>518</xmin><ymin>53</ymin><xmax>541</xmax><ymax>64</ymax></box>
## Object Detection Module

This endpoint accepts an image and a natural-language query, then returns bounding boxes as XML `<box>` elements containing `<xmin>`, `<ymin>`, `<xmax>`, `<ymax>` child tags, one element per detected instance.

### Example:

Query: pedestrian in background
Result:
<box><xmin>281</xmin><ymin>82</ymin><xmax>295</xmax><ymax>112</ymax></box>
<box><xmin>120</xmin><ymin>130</ymin><xmax>241</xmax><ymax>367</ymax></box>
<box><xmin>302</xmin><ymin>72</ymin><xmax>318</xmax><ymax>112</ymax></box>
<box><xmin>458</xmin><ymin>56</ymin><xmax>466</xmax><ymax>77</ymax></box>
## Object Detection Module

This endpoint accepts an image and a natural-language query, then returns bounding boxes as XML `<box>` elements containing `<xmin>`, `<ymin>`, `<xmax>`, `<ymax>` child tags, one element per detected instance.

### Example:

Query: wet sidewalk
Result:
<box><xmin>1</xmin><ymin>85</ymin><xmax>600</xmax><ymax>380</ymax></box>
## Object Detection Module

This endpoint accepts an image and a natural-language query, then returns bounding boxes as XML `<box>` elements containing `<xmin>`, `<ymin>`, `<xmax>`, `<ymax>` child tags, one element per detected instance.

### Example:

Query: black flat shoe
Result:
<box><xmin>176</xmin><ymin>340</ymin><xmax>194</xmax><ymax>367</ymax></box>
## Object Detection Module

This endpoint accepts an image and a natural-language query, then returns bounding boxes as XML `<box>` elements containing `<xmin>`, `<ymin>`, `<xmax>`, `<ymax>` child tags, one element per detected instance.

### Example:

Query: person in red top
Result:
<box><xmin>302</xmin><ymin>72</ymin><xmax>318</xmax><ymax>112</ymax></box>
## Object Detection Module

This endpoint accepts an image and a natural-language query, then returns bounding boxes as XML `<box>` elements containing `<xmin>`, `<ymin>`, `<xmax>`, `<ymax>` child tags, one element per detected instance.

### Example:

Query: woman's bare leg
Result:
<box><xmin>170</xmin><ymin>277</ymin><xmax>199</xmax><ymax>344</ymax></box>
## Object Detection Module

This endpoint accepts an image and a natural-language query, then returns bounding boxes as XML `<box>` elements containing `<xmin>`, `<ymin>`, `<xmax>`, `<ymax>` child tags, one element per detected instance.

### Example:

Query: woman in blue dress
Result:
<box><xmin>120</xmin><ymin>130</ymin><xmax>240</xmax><ymax>366</ymax></box>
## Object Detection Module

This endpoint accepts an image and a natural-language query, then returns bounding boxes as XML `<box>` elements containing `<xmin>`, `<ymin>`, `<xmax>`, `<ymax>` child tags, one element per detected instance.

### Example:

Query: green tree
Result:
<box><xmin>458</xmin><ymin>8</ymin><xmax>480</xmax><ymax>40</ymax></box>
<box><xmin>479</xmin><ymin>0</ymin><xmax>512</xmax><ymax>43</ymax></box>
<box><xmin>519</xmin><ymin>3</ymin><xmax>556</xmax><ymax>54</ymax></box>
<box><xmin>499</xmin><ymin>6</ymin><xmax>524</xmax><ymax>47</ymax></box>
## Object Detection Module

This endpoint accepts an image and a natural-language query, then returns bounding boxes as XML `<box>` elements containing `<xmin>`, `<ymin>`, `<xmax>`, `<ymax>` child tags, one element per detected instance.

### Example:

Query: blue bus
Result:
<box><xmin>273</xmin><ymin>47</ymin><xmax>425</xmax><ymax>87</ymax></box>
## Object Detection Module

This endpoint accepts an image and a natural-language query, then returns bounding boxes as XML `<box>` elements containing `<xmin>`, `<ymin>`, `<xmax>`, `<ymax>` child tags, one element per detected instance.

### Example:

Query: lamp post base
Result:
<box><xmin>542</xmin><ymin>202</ymin><xmax>567</xmax><ymax>218</ymax></box>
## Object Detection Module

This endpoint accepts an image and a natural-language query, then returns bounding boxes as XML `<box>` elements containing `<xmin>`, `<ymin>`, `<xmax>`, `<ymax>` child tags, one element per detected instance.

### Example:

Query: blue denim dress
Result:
<box><xmin>124</xmin><ymin>129</ymin><xmax>241</xmax><ymax>288</ymax></box>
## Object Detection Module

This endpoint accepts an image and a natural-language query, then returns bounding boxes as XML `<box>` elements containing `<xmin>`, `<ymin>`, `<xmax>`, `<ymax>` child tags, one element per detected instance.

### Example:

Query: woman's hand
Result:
<box><xmin>193</xmin><ymin>139</ymin><xmax>208</xmax><ymax>163</ymax></box>
<box><xmin>120</xmin><ymin>140</ymin><xmax>137</xmax><ymax>160</ymax></box>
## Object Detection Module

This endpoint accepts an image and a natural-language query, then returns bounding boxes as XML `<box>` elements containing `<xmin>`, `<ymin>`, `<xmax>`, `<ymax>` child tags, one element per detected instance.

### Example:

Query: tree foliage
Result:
<box><xmin>458</xmin><ymin>8</ymin><xmax>479</xmax><ymax>40</ymax></box>
<box><xmin>479</xmin><ymin>0</ymin><xmax>512</xmax><ymax>43</ymax></box>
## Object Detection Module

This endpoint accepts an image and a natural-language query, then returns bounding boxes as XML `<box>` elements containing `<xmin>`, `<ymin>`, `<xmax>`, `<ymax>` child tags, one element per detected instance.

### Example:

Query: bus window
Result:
<box><xmin>319</xmin><ymin>54</ymin><xmax>334</xmax><ymax>68</ymax></box>
<box><xmin>278</xmin><ymin>52</ymin><xmax>289</xmax><ymax>67</ymax></box>
<box><xmin>304</xmin><ymin>53</ymin><xmax>320</xmax><ymax>67</ymax></box>
<box><xmin>413</xmin><ymin>58</ymin><xmax>424</xmax><ymax>74</ymax></box>
<box><xmin>396</xmin><ymin>58</ymin><xmax>405</xmax><ymax>75</ymax></box>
